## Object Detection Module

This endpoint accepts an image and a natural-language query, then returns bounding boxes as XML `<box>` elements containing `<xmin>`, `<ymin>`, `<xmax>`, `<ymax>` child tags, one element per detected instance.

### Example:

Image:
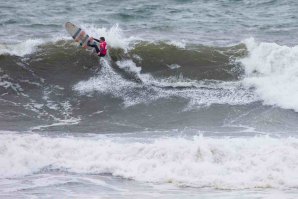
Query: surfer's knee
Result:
<box><xmin>97</xmin><ymin>52</ymin><xmax>106</xmax><ymax>57</ymax></box>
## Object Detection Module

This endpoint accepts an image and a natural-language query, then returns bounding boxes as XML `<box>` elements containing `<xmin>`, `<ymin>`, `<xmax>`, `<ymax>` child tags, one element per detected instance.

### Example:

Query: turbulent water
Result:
<box><xmin>1</xmin><ymin>0</ymin><xmax>298</xmax><ymax>198</ymax></box>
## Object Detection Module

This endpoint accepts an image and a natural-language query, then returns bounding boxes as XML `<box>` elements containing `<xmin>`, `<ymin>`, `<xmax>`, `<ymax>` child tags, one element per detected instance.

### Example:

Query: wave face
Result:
<box><xmin>1</xmin><ymin>33</ymin><xmax>298</xmax><ymax>134</ymax></box>
<box><xmin>0</xmin><ymin>33</ymin><xmax>253</xmax><ymax>131</ymax></box>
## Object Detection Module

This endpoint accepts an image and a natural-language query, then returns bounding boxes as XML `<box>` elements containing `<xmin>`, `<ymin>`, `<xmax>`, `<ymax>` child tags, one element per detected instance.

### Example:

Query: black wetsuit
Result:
<box><xmin>87</xmin><ymin>38</ymin><xmax>100</xmax><ymax>54</ymax></box>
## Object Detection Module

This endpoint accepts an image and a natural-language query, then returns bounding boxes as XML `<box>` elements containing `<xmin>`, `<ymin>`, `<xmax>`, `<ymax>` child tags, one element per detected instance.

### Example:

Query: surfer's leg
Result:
<box><xmin>91</xmin><ymin>45</ymin><xmax>100</xmax><ymax>54</ymax></box>
<box><xmin>86</xmin><ymin>38</ymin><xmax>100</xmax><ymax>54</ymax></box>
<box><xmin>94</xmin><ymin>45</ymin><xmax>100</xmax><ymax>54</ymax></box>
<box><xmin>87</xmin><ymin>40</ymin><xmax>92</xmax><ymax>46</ymax></box>
<box><xmin>87</xmin><ymin>43</ymin><xmax>100</xmax><ymax>54</ymax></box>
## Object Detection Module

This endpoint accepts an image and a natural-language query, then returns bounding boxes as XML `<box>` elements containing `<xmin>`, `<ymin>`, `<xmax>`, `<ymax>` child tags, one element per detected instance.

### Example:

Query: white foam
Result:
<box><xmin>239</xmin><ymin>38</ymin><xmax>298</xmax><ymax>111</ymax></box>
<box><xmin>116</xmin><ymin>59</ymin><xmax>142</xmax><ymax>74</ymax></box>
<box><xmin>80</xmin><ymin>24</ymin><xmax>137</xmax><ymax>51</ymax></box>
<box><xmin>74</xmin><ymin>59</ymin><xmax>136</xmax><ymax>94</ymax></box>
<box><xmin>1</xmin><ymin>132</ymin><xmax>298</xmax><ymax>190</ymax></box>
<box><xmin>74</xmin><ymin>59</ymin><xmax>145</xmax><ymax>107</ymax></box>
<box><xmin>167</xmin><ymin>64</ymin><xmax>181</xmax><ymax>69</ymax></box>
<box><xmin>0</xmin><ymin>39</ymin><xmax>44</xmax><ymax>57</ymax></box>
<box><xmin>165</xmin><ymin>40</ymin><xmax>186</xmax><ymax>49</ymax></box>
<box><xmin>0</xmin><ymin>23</ymin><xmax>135</xmax><ymax>57</ymax></box>
<box><xmin>0</xmin><ymin>74</ymin><xmax>24</xmax><ymax>94</ymax></box>
<box><xmin>74</xmin><ymin>59</ymin><xmax>255</xmax><ymax>107</ymax></box>
<box><xmin>29</xmin><ymin>117</ymin><xmax>81</xmax><ymax>131</ymax></box>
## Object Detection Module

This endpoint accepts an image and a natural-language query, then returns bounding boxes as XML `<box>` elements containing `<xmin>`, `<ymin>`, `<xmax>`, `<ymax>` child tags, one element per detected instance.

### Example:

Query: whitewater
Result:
<box><xmin>1</xmin><ymin>0</ymin><xmax>298</xmax><ymax>198</ymax></box>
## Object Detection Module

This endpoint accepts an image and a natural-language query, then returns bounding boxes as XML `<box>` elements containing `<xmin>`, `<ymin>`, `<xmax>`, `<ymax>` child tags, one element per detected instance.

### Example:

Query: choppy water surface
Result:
<box><xmin>1</xmin><ymin>0</ymin><xmax>298</xmax><ymax>198</ymax></box>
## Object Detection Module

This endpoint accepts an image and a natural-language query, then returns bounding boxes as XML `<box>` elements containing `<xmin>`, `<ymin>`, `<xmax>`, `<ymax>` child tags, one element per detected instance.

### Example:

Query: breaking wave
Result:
<box><xmin>240</xmin><ymin>38</ymin><xmax>298</xmax><ymax>112</ymax></box>
<box><xmin>1</xmin><ymin>132</ymin><xmax>298</xmax><ymax>190</ymax></box>
<box><xmin>0</xmin><ymin>24</ymin><xmax>297</xmax><ymax>133</ymax></box>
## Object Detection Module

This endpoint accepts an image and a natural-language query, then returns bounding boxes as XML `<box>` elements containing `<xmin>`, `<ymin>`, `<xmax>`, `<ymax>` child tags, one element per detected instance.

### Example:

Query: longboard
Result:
<box><xmin>65</xmin><ymin>22</ymin><xmax>98</xmax><ymax>50</ymax></box>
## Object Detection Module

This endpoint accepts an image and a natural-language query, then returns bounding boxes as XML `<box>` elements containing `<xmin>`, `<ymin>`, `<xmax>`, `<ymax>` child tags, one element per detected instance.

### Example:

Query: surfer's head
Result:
<box><xmin>100</xmin><ymin>37</ymin><xmax>105</xmax><ymax>41</ymax></box>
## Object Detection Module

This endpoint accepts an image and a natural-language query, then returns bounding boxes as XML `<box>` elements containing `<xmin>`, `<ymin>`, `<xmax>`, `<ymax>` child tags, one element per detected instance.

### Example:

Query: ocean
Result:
<box><xmin>1</xmin><ymin>0</ymin><xmax>298</xmax><ymax>198</ymax></box>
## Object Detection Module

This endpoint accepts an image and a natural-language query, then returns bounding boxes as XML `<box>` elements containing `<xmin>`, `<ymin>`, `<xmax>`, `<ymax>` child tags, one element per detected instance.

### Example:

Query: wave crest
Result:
<box><xmin>240</xmin><ymin>38</ymin><xmax>298</xmax><ymax>111</ymax></box>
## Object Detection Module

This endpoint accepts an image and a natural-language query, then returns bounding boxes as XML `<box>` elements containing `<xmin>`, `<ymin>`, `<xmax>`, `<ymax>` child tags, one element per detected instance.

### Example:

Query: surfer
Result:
<box><xmin>87</xmin><ymin>37</ymin><xmax>107</xmax><ymax>57</ymax></box>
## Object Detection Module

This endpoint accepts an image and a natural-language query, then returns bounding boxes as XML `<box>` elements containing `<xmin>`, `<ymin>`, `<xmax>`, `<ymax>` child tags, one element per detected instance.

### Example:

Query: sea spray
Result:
<box><xmin>240</xmin><ymin>38</ymin><xmax>298</xmax><ymax>111</ymax></box>
<box><xmin>0</xmin><ymin>39</ymin><xmax>44</xmax><ymax>57</ymax></box>
<box><xmin>1</xmin><ymin>132</ymin><xmax>298</xmax><ymax>189</ymax></box>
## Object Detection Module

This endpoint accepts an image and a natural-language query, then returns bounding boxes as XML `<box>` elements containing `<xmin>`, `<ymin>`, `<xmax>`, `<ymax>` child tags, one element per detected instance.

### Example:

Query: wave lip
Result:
<box><xmin>240</xmin><ymin>38</ymin><xmax>298</xmax><ymax>111</ymax></box>
<box><xmin>1</xmin><ymin>133</ymin><xmax>298</xmax><ymax>190</ymax></box>
<box><xmin>0</xmin><ymin>39</ymin><xmax>44</xmax><ymax>56</ymax></box>
<box><xmin>0</xmin><ymin>24</ymin><xmax>134</xmax><ymax>57</ymax></box>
